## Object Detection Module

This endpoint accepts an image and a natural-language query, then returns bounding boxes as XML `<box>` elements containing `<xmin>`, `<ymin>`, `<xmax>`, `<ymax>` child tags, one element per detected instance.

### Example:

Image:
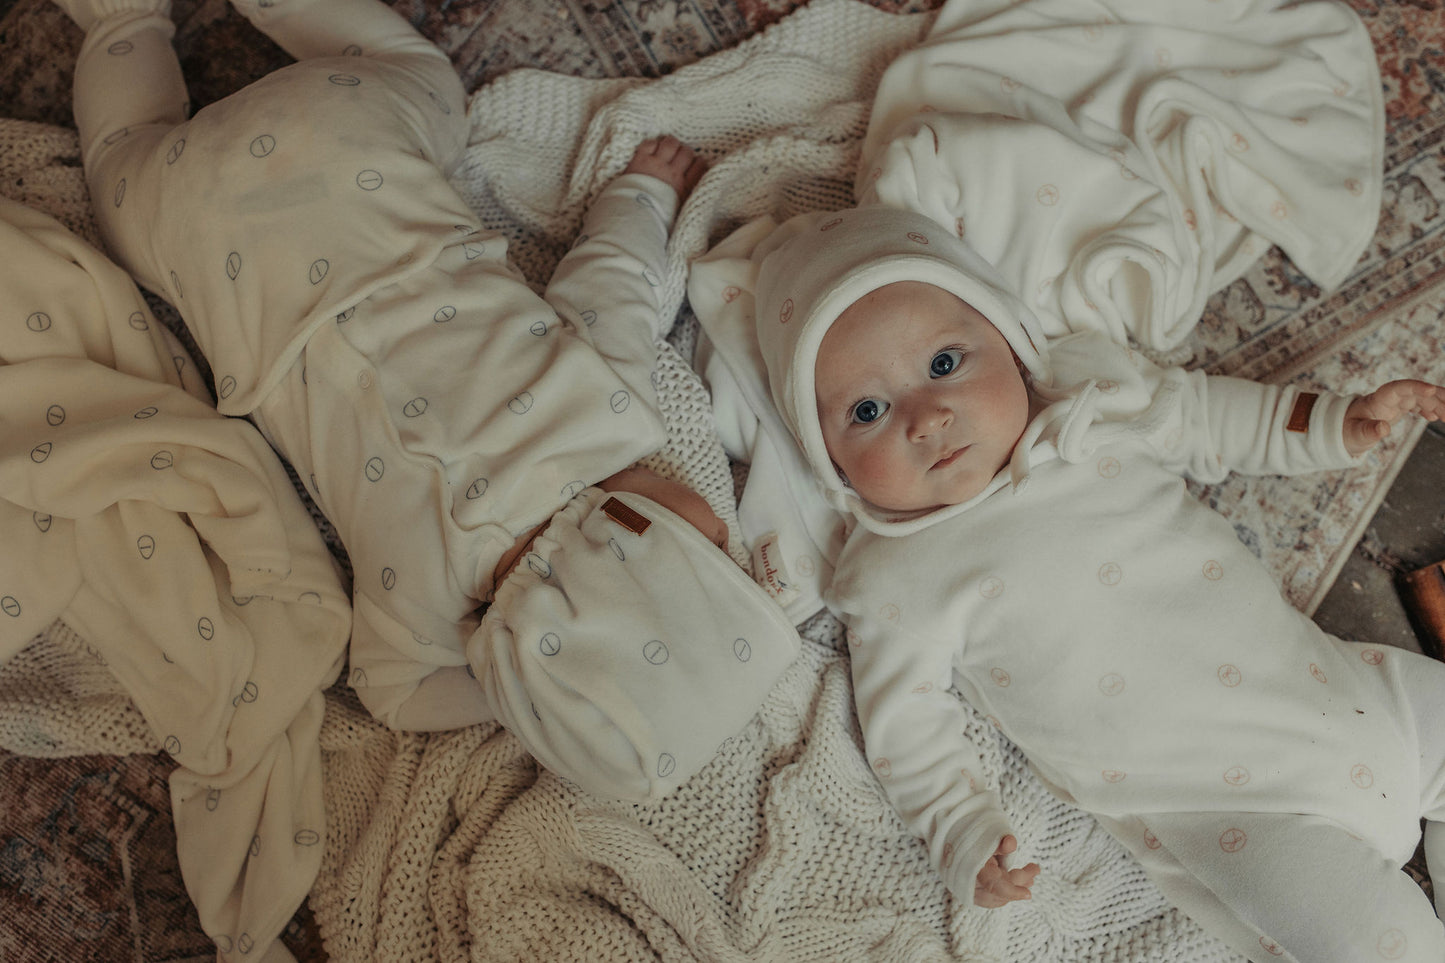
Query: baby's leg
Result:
<box><xmin>60</xmin><ymin>0</ymin><xmax>185</xmax><ymax>174</ymax></box>
<box><xmin>56</xmin><ymin>0</ymin><xmax>186</xmax><ymax>290</ymax></box>
<box><xmin>226</xmin><ymin>0</ymin><xmax>467</xmax><ymax>171</ymax></box>
<box><xmin>1135</xmin><ymin>812</ymin><xmax>1444</xmax><ymax>962</ymax></box>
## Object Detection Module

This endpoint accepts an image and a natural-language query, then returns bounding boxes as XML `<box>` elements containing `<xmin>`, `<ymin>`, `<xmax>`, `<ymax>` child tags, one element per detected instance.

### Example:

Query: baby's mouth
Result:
<box><xmin>932</xmin><ymin>445</ymin><xmax>968</xmax><ymax>470</ymax></box>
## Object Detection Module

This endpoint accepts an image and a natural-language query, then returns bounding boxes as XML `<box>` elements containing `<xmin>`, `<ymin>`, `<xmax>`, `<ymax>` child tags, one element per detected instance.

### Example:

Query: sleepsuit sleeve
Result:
<box><xmin>842</xmin><ymin>603</ymin><xmax>1015</xmax><ymax>900</ymax></box>
<box><xmin>543</xmin><ymin>172</ymin><xmax>679</xmax><ymax>437</ymax></box>
<box><xmin>1127</xmin><ymin>351</ymin><xmax>1361</xmax><ymax>483</ymax></box>
<box><xmin>1044</xmin><ymin>332</ymin><xmax>1361</xmax><ymax>484</ymax></box>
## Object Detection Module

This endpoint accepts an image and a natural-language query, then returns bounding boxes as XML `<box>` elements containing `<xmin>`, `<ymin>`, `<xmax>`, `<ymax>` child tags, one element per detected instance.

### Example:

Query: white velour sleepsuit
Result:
<box><xmin>747</xmin><ymin>206</ymin><xmax>1445</xmax><ymax>963</ymax></box>
<box><xmin>63</xmin><ymin>0</ymin><xmax>682</xmax><ymax>732</ymax></box>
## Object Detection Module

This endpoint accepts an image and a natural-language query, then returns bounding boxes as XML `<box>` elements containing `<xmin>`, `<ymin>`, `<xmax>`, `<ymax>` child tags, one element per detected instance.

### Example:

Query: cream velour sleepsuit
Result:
<box><xmin>747</xmin><ymin>205</ymin><xmax>1445</xmax><ymax>963</ymax></box>
<box><xmin>60</xmin><ymin>0</ymin><xmax>802</xmax><ymax>802</ymax></box>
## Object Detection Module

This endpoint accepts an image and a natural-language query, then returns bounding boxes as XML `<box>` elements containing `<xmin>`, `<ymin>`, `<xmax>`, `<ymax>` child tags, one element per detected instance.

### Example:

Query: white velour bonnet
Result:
<box><xmin>752</xmin><ymin>205</ymin><xmax>1051</xmax><ymax>527</ymax></box>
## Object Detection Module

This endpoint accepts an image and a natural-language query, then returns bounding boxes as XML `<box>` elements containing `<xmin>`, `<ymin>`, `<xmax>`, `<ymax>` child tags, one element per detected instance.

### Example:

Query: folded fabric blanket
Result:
<box><xmin>0</xmin><ymin>187</ymin><xmax>351</xmax><ymax>963</ymax></box>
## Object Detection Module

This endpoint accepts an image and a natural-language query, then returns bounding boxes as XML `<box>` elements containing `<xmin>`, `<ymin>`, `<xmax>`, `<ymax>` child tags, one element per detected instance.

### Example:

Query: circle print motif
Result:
<box><xmin>733</xmin><ymin>638</ymin><xmax>752</xmax><ymax>662</ymax></box>
<box><xmin>1097</xmin><ymin>456</ymin><xmax>1120</xmax><ymax>479</ymax></box>
<box><xmin>226</xmin><ymin>251</ymin><xmax>242</xmax><ymax>280</ymax></box>
<box><xmin>381</xmin><ymin>567</ymin><xmax>396</xmax><ymax>591</ymax></box>
<box><xmin>329</xmin><ymin>73</ymin><xmax>362</xmax><ymax>87</ymax></box>
<box><xmin>403</xmin><ymin>398</ymin><xmax>428</xmax><ymax>418</ymax></box>
<box><xmin>539</xmin><ymin>632</ymin><xmax>561</xmax><ymax>656</ymax></box>
<box><xmin>137</xmin><ymin>534</ymin><xmax>156</xmax><ymax>559</ymax></box>
<box><xmin>1217</xmin><ymin>664</ymin><xmax>1242</xmax><ymax>687</ymax></box>
<box><xmin>218</xmin><ymin>375</ymin><xmax>236</xmax><ymax>399</ymax></box>
<box><xmin>365</xmin><ymin>457</ymin><xmax>385</xmax><ymax>482</ymax></box>
<box><xmin>26</xmin><ymin>311</ymin><xmax>51</xmax><ymax>332</ymax></box>
<box><xmin>1</xmin><ymin>596</ymin><xmax>20</xmax><ymax>618</ymax></box>
<box><xmin>128</xmin><ymin>311</ymin><xmax>149</xmax><ymax>331</ymax></box>
<box><xmin>1350</xmin><ymin>764</ymin><xmax>1374</xmax><ymax>789</ymax></box>
<box><xmin>1036</xmin><ymin>184</ymin><xmax>1060</xmax><ymax>206</ymax></box>
<box><xmin>308</xmin><ymin>259</ymin><xmax>329</xmax><ymax>285</ymax></box>
<box><xmin>1378</xmin><ymin>929</ymin><xmax>1407</xmax><ymax>960</ymax></box>
<box><xmin>1223</xmin><ymin>766</ymin><xmax>1250</xmax><ymax>787</ymax></box>
<box><xmin>30</xmin><ymin>442</ymin><xmax>52</xmax><ymax>463</ymax></box>
<box><xmin>906</xmin><ymin>232</ymin><xmax>929</xmax><ymax>245</ymax></box>
<box><xmin>657</xmin><ymin>752</ymin><xmax>676</xmax><ymax>778</ymax></box>
<box><xmin>779</xmin><ymin>299</ymin><xmax>794</xmax><ymax>324</ymax></box>
<box><xmin>1097</xmin><ymin>562</ymin><xmax>1122</xmax><ymax>586</ymax></box>
<box><xmin>1310</xmin><ymin>663</ymin><xmax>1328</xmax><ymax>684</ymax></box>
<box><xmin>250</xmin><ymin>134</ymin><xmax>276</xmax><ymax>158</ymax></box>
<box><xmin>1361</xmin><ymin>648</ymin><xmax>1384</xmax><ymax>666</ymax></box>
<box><xmin>610</xmin><ymin>390</ymin><xmax>631</xmax><ymax>413</ymax></box>
<box><xmin>197</xmin><ymin>617</ymin><xmax>215</xmax><ymax>640</ymax></box>
<box><xmin>45</xmin><ymin>405</ymin><xmax>65</xmax><ymax>427</ymax></box>
<box><xmin>166</xmin><ymin>138</ymin><xmax>186</xmax><ymax>165</ymax></box>
<box><xmin>1098</xmin><ymin>673</ymin><xmax>1125</xmax><ymax>697</ymax></box>
<box><xmin>1258</xmin><ymin>937</ymin><xmax>1284</xmax><ymax>957</ymax></box>
<box><xmin>508</xmin><ymin>392</ymin><xmax>534</xmax><ymax>415</ymax></box>
<box><xmin>356</xmin><ymin>169</ymin><xmax>383</xmax><ymax>191</ymax></box>
<box><xmin>150</xmin><ymin>450</ymin><xmax>174</xmax><ymax>470</ymax></box>
<box><xmin>1218</xmin><ymin>827</ymin><xmax>1247</xmax><ymax>853</ymax></box>
<box><xmin>1203</xmin><ymin>560</ymin><xmax>1224</xmax><ymax>581</ymax></box>
<box><xmin>990</xmin><ymin>667</ymin><xmax>1011</xmax><ymax>687</ymax></box>
<box><xmin>1101</xmin><ymin>769</ymin><xmax>1126</xmax><ymax>783</ymax></box>
<box><xmin>114</xmin><ymin>179</ymin><xmax>127</xmax><ymax>207</ymax></box>
<box><xmin>643</xmin><ymin>640</ymin><xmax>670</xmax><ymax>665</ymax></box>
<box><xmin>873</xmin><ymin>758</ymin><xmax>892</xmax><ymax>778</ymax></box>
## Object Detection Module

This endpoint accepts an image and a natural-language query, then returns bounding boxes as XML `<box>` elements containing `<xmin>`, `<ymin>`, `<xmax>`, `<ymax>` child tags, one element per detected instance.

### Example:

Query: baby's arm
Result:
<box><xmin>843</xmin><ymin>607</ymin><xmax>1031</xmax><ymax>906</ymax></box>
<box><xmin>1342</xmin><ymin>379</ymin><xmax>1445</xmax><ymax>456</ymax></box>
<box><xmin>543</xmin><ymin>137</ymin><xmax>707</xmax><ymax>413</ymax></box>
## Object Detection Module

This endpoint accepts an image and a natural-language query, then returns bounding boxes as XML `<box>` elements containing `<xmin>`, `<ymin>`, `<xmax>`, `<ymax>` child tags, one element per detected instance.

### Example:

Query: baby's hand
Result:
<box><xmin>624</xmin><ymin>136</ymin><xmax>706</xmax><ymax>204</ymax></box>
<box><xmin>1343</xmin><ymin>379</ymin><xmax>1445</xmax><ymax>456</ymax></box>
<box><xmin>974</xmin><ymin>834</ymin><xmax>1040</xmax><ymax>908</ymax></box>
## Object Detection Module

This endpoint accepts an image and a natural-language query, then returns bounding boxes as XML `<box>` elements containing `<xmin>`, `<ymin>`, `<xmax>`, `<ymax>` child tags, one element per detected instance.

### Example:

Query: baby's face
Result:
<box><xmin>814</xmin><ymin>280</ymin><xmax>1030</xmax><ymax>513</ymax></box>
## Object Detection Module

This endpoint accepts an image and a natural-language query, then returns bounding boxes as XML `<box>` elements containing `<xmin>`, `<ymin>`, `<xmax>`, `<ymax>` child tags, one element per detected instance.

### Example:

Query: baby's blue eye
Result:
<box><xmin>851</xmin><ymin>398</ymin><xmax>887</xmax><ymax>425</ymax></box>
<box><xmin>931</xmin><ymin>349</ymin><xmax>963</xmax><ymax>378</ymax></box>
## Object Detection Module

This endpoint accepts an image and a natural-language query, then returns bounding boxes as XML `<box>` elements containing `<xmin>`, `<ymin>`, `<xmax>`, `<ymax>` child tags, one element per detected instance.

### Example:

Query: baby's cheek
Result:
<box><xmin>847</xmin><ymin>442</ymin><xmax>912</xmax><ymax>502</ymax></box>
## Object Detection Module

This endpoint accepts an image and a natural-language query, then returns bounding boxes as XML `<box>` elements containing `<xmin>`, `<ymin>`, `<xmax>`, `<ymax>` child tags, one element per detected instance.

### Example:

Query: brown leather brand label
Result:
<box><xmin>602</xmin><ymin>497</ymin><xmax>651</xmax><ymax>535</ymax></box>
<box><xmin>1286</xmin><ymin>392</ymin><xmax>1319</xmax><ymax>433</ymax></box>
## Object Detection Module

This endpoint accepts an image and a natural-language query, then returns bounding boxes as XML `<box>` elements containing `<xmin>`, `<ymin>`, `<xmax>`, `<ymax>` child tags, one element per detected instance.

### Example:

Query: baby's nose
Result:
<box><xmin>909</xmin><ymin>405</ymin><xmax>952</xmax><ymax>440</ymax></box>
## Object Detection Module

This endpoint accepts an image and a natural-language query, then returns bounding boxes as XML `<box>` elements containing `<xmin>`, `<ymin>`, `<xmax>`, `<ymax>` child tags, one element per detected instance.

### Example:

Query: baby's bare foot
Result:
<box><xmin>625</xmin><ymin>136</ymin><xmax>706</xmax><ymax>204</ymax></box>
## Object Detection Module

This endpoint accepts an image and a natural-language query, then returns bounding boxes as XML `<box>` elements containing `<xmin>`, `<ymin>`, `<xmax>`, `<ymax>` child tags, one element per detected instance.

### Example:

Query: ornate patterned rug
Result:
<box><xmin>0</xmin><ymin>0</ymin><xmax>1441</xmax><ymax>960</ymax></box>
